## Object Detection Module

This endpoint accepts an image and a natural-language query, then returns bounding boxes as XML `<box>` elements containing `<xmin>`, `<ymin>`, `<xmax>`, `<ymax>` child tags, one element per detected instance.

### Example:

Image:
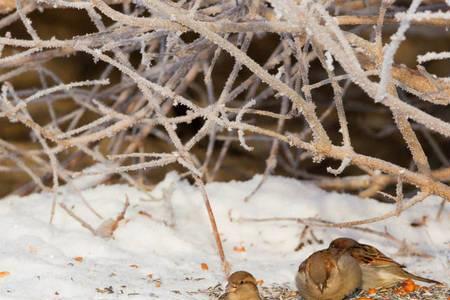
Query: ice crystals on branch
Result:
<box><xmin>324</xmin><ymin>51</ymin><xmax>334</xmax><ymax>72</ymax></box>
<box><xmin>236</xmin><ymin>99</ymin><xmax>256</xmax><ymax>151</ymax></box>
<box><xmin>417</xmin><ymin>51</ymin><xmax>450</xmax><ymax>64</ymax></box>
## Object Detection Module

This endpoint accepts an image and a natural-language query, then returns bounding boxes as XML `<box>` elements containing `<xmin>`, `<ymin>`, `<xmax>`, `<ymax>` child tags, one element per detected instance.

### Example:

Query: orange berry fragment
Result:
<box><xmin>0</xmin><ymin>271</ymin><xmax>10</xmax><ymax>278</ymax></box>
<box><xmin>233</xmin><ymin>246</ymin><xmax>246</xmax><ymax>253</ymax></box>
<box><xmin>402</xmin><ymin>279</ymin><xmax>417</xmax><ymax>293</ymax></box>
<box><xmin>73</xmin><ymin>256</ymin><xmax>83</xmax><ymax>262</ymax></box>
<box><xmin>200</xmin><ymin>263</ymin><xmax>209</xmax><ymax>270</ymax></box>
<box><xmin>367</xmin><ymin>288</ymin><xmax>377</xmax><ymax>295</ymax></box>
<box><xmin>256</xmin><ymin>279</ymin><xmax>264</xmax><ymax>286</ymax></box>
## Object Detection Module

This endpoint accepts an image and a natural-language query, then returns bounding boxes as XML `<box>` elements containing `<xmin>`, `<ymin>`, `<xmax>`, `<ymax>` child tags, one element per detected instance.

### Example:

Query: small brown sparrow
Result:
<box><xmin>296</xmin><ymin>248</ymin><xmax>362</xmax><ymax>300</ymax></box>
<box><xmin>329</xmin><ymin>237</ymin><xmax>441</xmax><ymax>290</ymax></box>
<box><xmin>219</xmin><ymin>271</ymin><xmax>262</xmax><ymax>300</ymax></box>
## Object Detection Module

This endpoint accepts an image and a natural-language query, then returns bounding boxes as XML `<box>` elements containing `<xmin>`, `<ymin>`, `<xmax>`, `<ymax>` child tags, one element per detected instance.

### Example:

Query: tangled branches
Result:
<box><xmin>1</xmin><ymin>0</ymin><xmax>449</xmax><ymax>272</ymax></box>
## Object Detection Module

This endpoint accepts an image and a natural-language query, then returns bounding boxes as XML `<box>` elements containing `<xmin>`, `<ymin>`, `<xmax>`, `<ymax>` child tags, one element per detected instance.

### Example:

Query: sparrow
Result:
<box><xmin>219</xmin><ymin>271</ymin><xmax>262</xmax><ymax>300</ymax></box>
<box><xmin>328</xmin><ymin>237</ymin><xmax>441</xmax><ymax>290</ymax></box>
<box><xmin>296</xmin><ymin>248</ymin><xmax>362</xmax><ymax>300</ymax></box>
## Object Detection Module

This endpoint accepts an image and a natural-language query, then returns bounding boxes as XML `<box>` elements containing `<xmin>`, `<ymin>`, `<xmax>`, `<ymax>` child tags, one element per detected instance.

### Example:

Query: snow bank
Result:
<box><xmin>0</xmin><ymin>173</ymin><xmax>448</xmax><ymax>299</ymax></box>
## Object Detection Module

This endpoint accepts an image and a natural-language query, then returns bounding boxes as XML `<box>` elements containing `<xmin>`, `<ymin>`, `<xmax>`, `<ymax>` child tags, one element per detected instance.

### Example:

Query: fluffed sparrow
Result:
<box><xmin>219</xmin><ymin>271</ymin><xmax>262</xmax><ymax>300</ymax></box>
<box><xmin>329</xmin><ymin>237</ymin><xmax>441</xmax><ymax>290</ymax></box>
<box><xmin>296</xmin><ymin>248</ymin><xmax>362</xmax><ymax>300</ymax></box>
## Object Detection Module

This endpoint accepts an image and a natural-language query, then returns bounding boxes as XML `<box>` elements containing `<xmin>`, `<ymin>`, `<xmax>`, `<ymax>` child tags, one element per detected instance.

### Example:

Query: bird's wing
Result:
<box><xmin>218</xmin><ymin>292</ymin><xmax>228</xmax><ymax>300</ymax></box>
<box><xmin>351</xmin><ymin>244</ymin><xmax>404</xmax><ymax>268</ymax></box>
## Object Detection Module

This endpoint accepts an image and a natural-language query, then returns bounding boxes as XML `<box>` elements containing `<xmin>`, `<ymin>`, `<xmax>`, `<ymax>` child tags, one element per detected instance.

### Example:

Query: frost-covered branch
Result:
<box><xmin>1</xmin><ymin>0</ymin><xmax>450</xmax><ymax>274</ymax></box>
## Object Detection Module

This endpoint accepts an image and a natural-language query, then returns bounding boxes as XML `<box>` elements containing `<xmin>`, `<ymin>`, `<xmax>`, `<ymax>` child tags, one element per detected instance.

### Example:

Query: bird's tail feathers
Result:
<box><xmin>405</xmin><ymin>271</ymin><xmax>442</xmax><ymax>285</ymax></box>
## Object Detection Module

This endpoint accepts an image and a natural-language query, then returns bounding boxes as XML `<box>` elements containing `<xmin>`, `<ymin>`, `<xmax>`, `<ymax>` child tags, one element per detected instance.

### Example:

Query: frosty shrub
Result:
<box><xmin>0</xmin><ymin>0</ymin><xmax>449</xmax><ymax>270</ymax></box>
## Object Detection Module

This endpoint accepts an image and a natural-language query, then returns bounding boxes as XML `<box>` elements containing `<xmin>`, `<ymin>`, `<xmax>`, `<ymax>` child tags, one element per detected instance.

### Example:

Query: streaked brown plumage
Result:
<box><xmin>219</xmin><ymin>271</ymin><xmax>262</xmax><ymax>300</ymax></box>
<box><xmin>329</xmin><ymin>237</ymin><xmax>441</xmax><ymax>290</ymax></box>
<box><xmin>296</xmin><ymin>248</ymin><xmax>362</xmax><ymax>300</ymax></box>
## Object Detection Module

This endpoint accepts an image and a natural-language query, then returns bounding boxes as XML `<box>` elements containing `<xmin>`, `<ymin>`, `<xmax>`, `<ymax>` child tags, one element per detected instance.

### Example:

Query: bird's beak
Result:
<box><xmin>225</xmin><ymin>283</ymin><xmax>237</xmax><ymax>293</ymax></box>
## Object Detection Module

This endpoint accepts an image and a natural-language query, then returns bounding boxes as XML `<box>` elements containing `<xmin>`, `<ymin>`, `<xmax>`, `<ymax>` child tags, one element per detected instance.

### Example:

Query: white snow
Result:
<box><xmin>324</xmin><ymin>51</ymin><xmax>334</xmax><ymax>72</ymax></box>
<box><xmin>0</xmin><ymin>172</ymin><xmax>448</xmax><ymax>299</ymax></box>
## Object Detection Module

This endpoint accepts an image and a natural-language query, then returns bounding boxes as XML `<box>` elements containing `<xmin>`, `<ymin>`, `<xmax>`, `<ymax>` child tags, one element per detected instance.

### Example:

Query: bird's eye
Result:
<box><xmin>240</xmin><ymin>280</ymin><xmax>244</xmax><ymax>284</ymax></box>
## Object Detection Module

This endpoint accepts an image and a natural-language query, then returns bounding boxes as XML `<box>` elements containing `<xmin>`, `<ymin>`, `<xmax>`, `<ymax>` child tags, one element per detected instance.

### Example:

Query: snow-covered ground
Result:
<box><xmin>0</xmin><ymin>172</ymin><xmax>448</xmax><ymax>299</ymax></box>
